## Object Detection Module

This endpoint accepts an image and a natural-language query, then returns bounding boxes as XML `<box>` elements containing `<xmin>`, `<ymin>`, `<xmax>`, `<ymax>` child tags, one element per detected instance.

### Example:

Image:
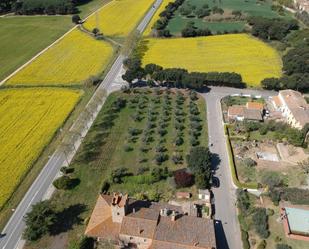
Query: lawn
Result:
<box><xmin>83</xmin><ymin>0</ymin><xmax>154</xmax><ymax>37</ymax></box>
<box><xmin>166</xmin><ymin>0</ymin><xmax>291</xmax><ymax>35</ymax></box>
<box><xmin>24</xmin><ymin>88</ymin><xmax>208</xmax><ymax>248</ymax></box>
<box><xmin>142</xmin><ymin>34</ymin><xmax>282</xmax><ymax>87</ymax></box>
<box><xmin>6</xmin><ymin>29</ymin><xmax>114</xmax><ymax>86</ymax></box>
<box><xmin>0</xmin><ymin>16</ymin><xmax>72</xmax><ymax>82</ymax></box>
<box><xmin>0</xmin><ymin>88</ymin><xmax>82</xmax><ymax>209</ymax></box>
<box><xmin>168</xmin><ymin>17</ymin><xmax>246</xmax><ymax>34</ymax></box>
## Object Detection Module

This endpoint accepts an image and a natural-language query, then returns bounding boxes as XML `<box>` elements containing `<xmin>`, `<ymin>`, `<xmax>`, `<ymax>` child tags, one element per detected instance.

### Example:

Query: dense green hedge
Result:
<box><xmin>224</xmin><ymin>125</ymin><xmax>258</xmax><ymax>189</ymax></box>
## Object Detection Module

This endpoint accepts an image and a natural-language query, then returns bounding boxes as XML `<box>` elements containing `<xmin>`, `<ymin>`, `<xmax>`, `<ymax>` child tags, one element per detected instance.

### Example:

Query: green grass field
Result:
<box><xmin>0</xmin><ymin>16</ymin><xmax>73</xmax><ymax>81</ymax></box>
<box><xmin>168</xmin><ymin>17</ymin><xmax>246</xmax><ymax>34</ymax></box>
<box><xmin>167</xmin><ymin>0</ymin><xmax>290</xmax><ymax>35</ymax></box>
<box><xmin>0</xmin><ymin>0</ymin><xmax>110</xmax><ymax>82</ymax></box>
<box><xmin>24</xmin><ymin>88</ymin><xmax>208</xmax><ymax>248</ymax></box>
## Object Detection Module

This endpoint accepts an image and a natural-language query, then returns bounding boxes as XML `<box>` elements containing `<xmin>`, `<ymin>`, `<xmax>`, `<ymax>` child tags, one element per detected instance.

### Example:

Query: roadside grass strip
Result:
<box><xmin>84</xmin><ymin>0</ymin><xmax>155</xmax><ymax>37</ymax></box>
<box><xmin>0</xmin><ymin>88</ymin><xmax>82</xmax><ymax>208</ymax></box>
<box><xmin>6</xmin><ymin>29</ymin><xmax>113</xmax><ymax>86</ymax></box>
<box><xmin>142</xmin><ymin>34</ymin><xmax>282</xmax><ymax>87</ymax></box>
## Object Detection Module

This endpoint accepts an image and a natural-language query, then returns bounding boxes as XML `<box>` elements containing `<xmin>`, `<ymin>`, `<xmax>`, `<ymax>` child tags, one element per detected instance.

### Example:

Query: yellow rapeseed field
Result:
<box><xmin>0</xmin><ymin>88</ymin><xmax>81</xmax><ymax>208</ymax></box>
<box><xmin>6</xmin><ymin>29</ymin><xmax>113</xmax><ymax>86</ymax></box>
<box><xmin>84</xmin><ymin>0</ymin><xmax>154</xmax><ymax>37</ymax></box>
<box><xmin>142</xmin><ymin>34</ymin><xmax>282</xmax><ymax>86</ymax></box>
<box><xmin>144</xmin><ymin>0</ymin><xmax>171</xmax><ymax>36</ymax></box>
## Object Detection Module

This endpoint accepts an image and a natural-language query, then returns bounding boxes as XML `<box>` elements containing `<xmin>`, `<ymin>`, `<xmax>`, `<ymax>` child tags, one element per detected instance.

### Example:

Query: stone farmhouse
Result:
<box><xmin>85</xmin><ymin>193</ymin><xmax>217</xmax><ymax>249</ymax></box>
<box><xmin>272</xmin><ymin>90</ymin><xmax>309</xmax><ymax>130</ymax></box>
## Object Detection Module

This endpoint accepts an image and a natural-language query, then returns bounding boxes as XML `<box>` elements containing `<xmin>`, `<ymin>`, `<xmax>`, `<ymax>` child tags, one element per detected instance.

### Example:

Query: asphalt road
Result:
<box><xmin>203</xmin><ymin>87</ymin><xmax>276</xmax><ymax>249</ymax></box>
<box><xmin>0</xmin><ymin>1</ymin><xmax>162</xmax><ymax>248</ymax></box>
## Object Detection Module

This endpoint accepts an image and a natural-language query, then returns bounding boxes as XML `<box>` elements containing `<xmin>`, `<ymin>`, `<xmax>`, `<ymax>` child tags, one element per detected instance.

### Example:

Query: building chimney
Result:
<box><xmin>171</xmin><ymin>210</ymin><xmax>176</xmax><ymax>221</ymax></box>
<box><xmin>133</xmin><ymin>208</ymin><xmax>136</xmax><ymax>213</ymax></box>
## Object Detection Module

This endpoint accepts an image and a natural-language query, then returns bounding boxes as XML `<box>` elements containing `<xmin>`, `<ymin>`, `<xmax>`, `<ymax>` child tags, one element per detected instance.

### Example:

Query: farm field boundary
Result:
<box><xmin>0</xmin><ymin>0</ymin><xmax>113</xmax><ymax>86</ymax></box>
<box><xmin>141</xmin><ymin>34</ymin><xmax>282</xmax><ymax>87</ymax></box>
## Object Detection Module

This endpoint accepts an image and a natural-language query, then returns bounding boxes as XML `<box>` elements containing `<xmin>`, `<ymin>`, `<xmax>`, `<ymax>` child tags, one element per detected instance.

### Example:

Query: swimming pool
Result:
<box><xmin>285</xmin><ymin>207</ymin><xmax>309</xmax><ymax>235</ymax></box>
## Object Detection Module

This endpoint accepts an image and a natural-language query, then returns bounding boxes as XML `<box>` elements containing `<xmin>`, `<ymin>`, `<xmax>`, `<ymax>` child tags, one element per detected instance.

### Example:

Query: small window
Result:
<box><xmin>144</xmin><ymin>239</ymin><xmax>147</xmax><ymax>242</ymax></box>
<box><xmin>130</xmin><ymin>237</ymin><xmax>133</xmax><ymax>240</ymax></box>
<box><xmin>117</xmin><ymin>212</ymin><xmax>120</xmax><ymax>215</ymax></box>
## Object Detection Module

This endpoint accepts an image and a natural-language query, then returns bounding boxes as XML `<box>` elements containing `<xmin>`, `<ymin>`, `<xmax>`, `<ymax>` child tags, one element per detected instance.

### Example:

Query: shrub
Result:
<box><xmin>280</xmin><ymin>187</ymin><xmax>309</xmax><ymax>205</ymax></box>
<box><xmin>266</xmin><ymin>208</ymin><xmax>275</xmax><ymax>216</ymax></box>
<box><xmin>261</xmin><ymin>171</ymin><xmax>283</xmax><ymax>189</ymax></box>
<box><xmin>237</xmin><ymin>189</ymin><xmax>252</xmax><ymax>215</ymax></box>
<box><xmin>155</xmin><ymin>152</ymin><xmax>168</xmax><ymax>165</ymax></box>
<box><xmin>72</xmin><ymin>15</ymin><xmax>81</xmax><ymax>24</ymax></box>
<box><xmin>257</xmin><ymin>240</ymin><xmax>267</xmax><ymax>249</ymax></box>
<box><xmin>276</xmin><ymin>244</ymin><xmax>291</xmax><ymax>249</ymax></box>
<box><xmin>101</xmin><ymin>180</ymin><xmax>110</xmax><ymax>194</ymax></box>
<box><xmin>110</xmin><ymin>167</ymin><xmax>130</xmax><ymax>183</ymax></box>
<box><xmin>151</xmin><ymin>168</ymin><xmax>167</xmax><ymax>182</ymax></box>
<box><xmin>172</xmin><ymin>153</ymin><xmax>183</xmax><ymax>164</ymax></box>
<box><xmin>60</xmin><ymin>167</ymin><xmax>74</xmax><ymax>175</ymax></box>
<box><xmin>123</xmin><ymin>144</ymin><xmax>133</xmax><ymax>152</ymax></box>
<box><xmin>137</xmin><ymin>166</ymin><xmax>150</xmax><ymax>174</ymax></box>
<box><xmin>190</xmin><ymin>136</ymin><xmax>199</xmax><ymax>146</ymax></box>
<box><xmin>243</xmin><ymin>158</ymin><xmax>257</xmax><ymax>167</ymax></box>
<box><xmin>174</xmin><ymin>135</ymin><xmax>184</xmax><ymax>146</ymax></box>
<box><xmin>269</xmin><ymin>189</ymin><xmax>281</xmax><ymax>206</ymax></box>
<box><xmin>252</xmin><ymin>208</ymin><xmax>269</xmax><ymax>239</ymax></box>
<box><xmin>241</xmin><ymin>229</ymin><xmax>250</xmax><ymax>249</ymax></box>
<box><xmin>53</xmin><ymin>176</ymin><xmax>78</xmax><ymax>190</ymax></box>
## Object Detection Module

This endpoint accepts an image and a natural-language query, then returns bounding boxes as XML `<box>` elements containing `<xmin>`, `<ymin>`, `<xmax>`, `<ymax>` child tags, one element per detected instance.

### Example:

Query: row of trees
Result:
<box><xmin>181</xmin><ymin>21</ymin><xmax>212</xmax><ymax>38</ymax></box>
<box><xmin>152</xmin><ymin>0</ymin><xmax>185</xmax><ymax>37</ymax></box>
<box><xmin>122</xmin><ymin>58</ymin><xmax>245</xmax><ymax>89</ymax></box>
<box><xmin>1</xmin><ymin>0</ymin><xmax>87</xmax><ymax>15</ymax></box>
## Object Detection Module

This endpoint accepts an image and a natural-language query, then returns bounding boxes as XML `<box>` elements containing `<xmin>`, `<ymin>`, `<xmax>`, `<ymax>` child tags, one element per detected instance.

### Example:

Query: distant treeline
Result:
<box><xmin>262</xmin><ymin>45</ymin><xmax>309</xmax><ymax>92</ymax></box>
<box><xmin>122</xmin><ymin>58</ymin><xmax>245</xmax><ymax>90</ymax></box>
<box><xmin>0</xmin><ymin>0</ymin><xmax>88</xmax><ymax>15</ymax></box>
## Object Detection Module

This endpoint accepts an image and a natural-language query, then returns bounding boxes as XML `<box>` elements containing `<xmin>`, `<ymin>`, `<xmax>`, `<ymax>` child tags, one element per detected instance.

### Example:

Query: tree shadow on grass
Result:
<box><xmin>51</xmin><ymin>203</ymin><xmax>87</xmax><ymax>235</ymax></box>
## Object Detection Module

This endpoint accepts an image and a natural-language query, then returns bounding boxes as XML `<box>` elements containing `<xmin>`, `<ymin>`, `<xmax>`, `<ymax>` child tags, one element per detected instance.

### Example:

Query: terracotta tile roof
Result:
<box><xmin>244</xmin><ymin>109</ymin><xmax>263</xmax><ymax>121</ymax></box>
<box><xmin>128</xmin><ymin>207</ymin><xmax>160</xmax><ymax>221</ymax></box>
<box><xmin>246</xmin><ymin>102</ymin><xmax>264</xmax><ymax>111</ymax></box>
<box><xmin>228</xmin><ymin>105</ymin><xmax>245</xmax><ymax>117</ymax></box>
<box><xmin>154</xmin><ymin>216</ymin><xmax>216</xmax><ymax>249</ymax></box>
<box><xmin>150</xmin><ymin>240</ymin><xmax>214</xmax><ymax>249</ymax></box>
<box><xmin>85</xmin><ymin>194</ymin><xmax>120</xmax><ymax>240</ymax></box>
<box><xmin>120</xmin><ymin>215</ymin><xmax>158</xmax><ymax>239</ymax></box>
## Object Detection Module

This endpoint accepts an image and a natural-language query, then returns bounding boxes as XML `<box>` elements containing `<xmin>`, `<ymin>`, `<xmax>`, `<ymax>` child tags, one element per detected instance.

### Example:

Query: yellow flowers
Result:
<box><xmin>0</xmin><ymin>88</ymin><xmax>81</xmax><ymax>207</ymax></box>
<box><xmin>6</xmin><ymin>29</ymin><xmax>113</xmax><ymax>86</ymax></box>
<box><xmin>84</xmin><ymin>0</ymin><xmax>154</xmax><ymax>37</ymax></box>
<box><xmin>144</xmin><ymin>0</ymin><xmax>171</xmax><ymax>36</ymax></box>
<box><xmin>142</xmin><ymin>34</ymin><xmax>282</xmax><ymax>86</ymax></box>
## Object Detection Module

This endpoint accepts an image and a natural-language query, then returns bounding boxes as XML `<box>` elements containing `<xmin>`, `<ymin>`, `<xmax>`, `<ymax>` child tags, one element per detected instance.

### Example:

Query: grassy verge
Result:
<box><xmin>24</xmin><ymin>88</ymin><xmax>208</xmax><ymax>248</ymax></box>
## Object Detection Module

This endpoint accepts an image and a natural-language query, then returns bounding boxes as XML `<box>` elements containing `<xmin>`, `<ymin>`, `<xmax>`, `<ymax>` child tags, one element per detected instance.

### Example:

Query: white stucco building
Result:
<box><xmin>272</xmin><ymin>90</ymin><xmax>309</xmax><ymax>130</ymax></box>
